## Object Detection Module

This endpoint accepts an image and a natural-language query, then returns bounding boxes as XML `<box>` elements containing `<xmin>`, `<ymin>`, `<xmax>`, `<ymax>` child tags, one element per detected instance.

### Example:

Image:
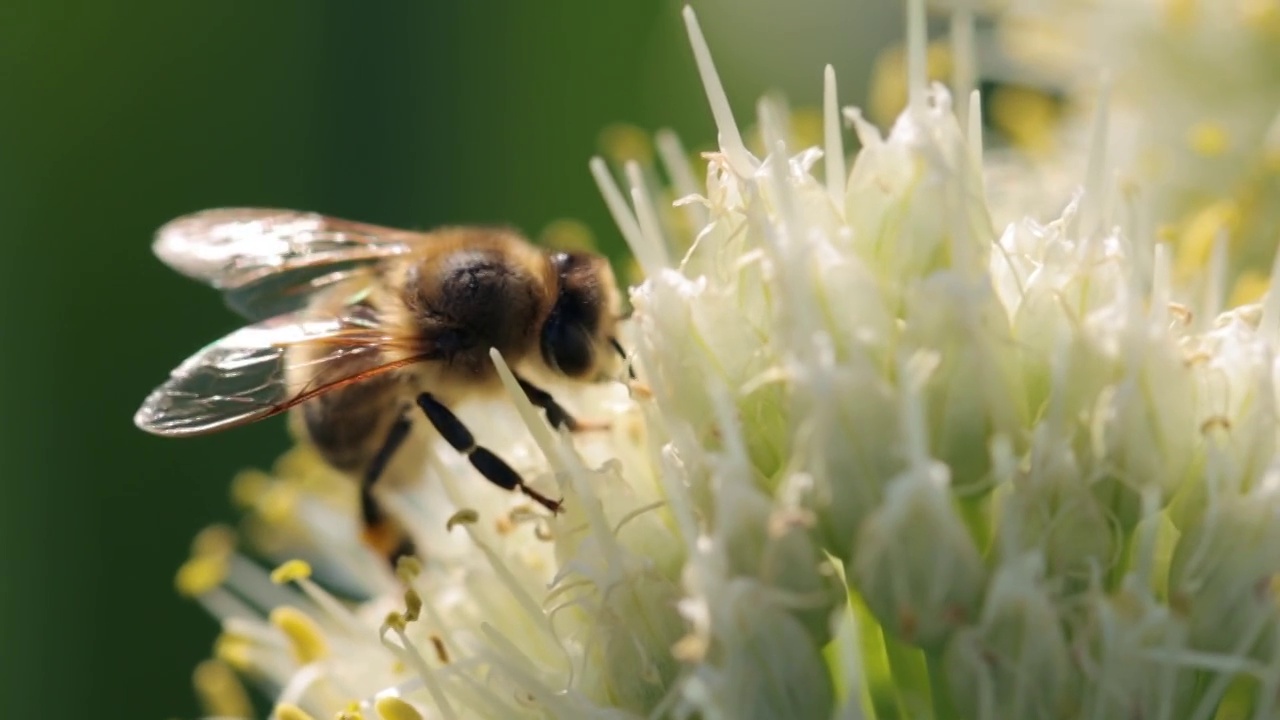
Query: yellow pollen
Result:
<box><xmin>624</xmin><ymin>256</ymin><xmax>645</xmax><ymax>287</ymax></box>
<box><xmin>384</xmin><ymin>611</ymin><xmax>408</xmax><ymax>633</ymax></box>
<box><xmin>230</xmin><ymin>469</ymin><xmax>271</xmax><ymax>509</ymax></box>
<box><xmin>1163</xmin><ymin>0</ymin><xmax>1197</xmax><ymax>29</ymax></box>
<box><xmin>213</xmin><ymin>632</ymin><xmax>255</xmax><ymax>673</ymax></box>
<box><xmin>273</xmin><ymin>443</ymin><xmax>335</xmax><ymax>484</ymax></box>
<box><xmin>599</xmin><ymin>123</ymin><xmax>655</xmax><ymax>166</ymax></box>
<box><xmin>1241</xmin><ymin>0</ymin><xmax>1280</xmax><ymax>37</ymax></box>
<box><xmin>1230</xmin><ymin>271</ymin><xmax>1270</xmax><ymax>306</ymax></box>
<box><xmin>989</xmin><ymin>86</ymin><xmax>1061</xmax><ymax>154</ymax></box>
<box><xmin>270</xmin><ymin>558</ymin><xmax>313</xmax><ymax>585</ymax></box>
<box><xmin>269</xmin><ymin>606</ymin><xmax>330</xmax><ymax>664</ymax></box>
<box><xmin>788</xmin><ymin>107</ymin><xmax>825</xmax><ymax>152</ymax></box>
<box><xmin>192</xmin><ymin>659</ymin><xmax>253</xmax><ymax>719</ymax></box>
<box><xmin>190</xmin><ymin>524</ymin><xmax>237</xmax><ymax>557</ymax></box>
<box><xmin>1187</xmin><ymin>121</ymin><xmax>1230</xmax><ymax>158</ymax></box>
<box><xmin>395</xmin><ymin>555</ymin><xmax>423</xmax><ymax>582</ymax></box>
<box><xmin>494</xmin><ymin>513</ymin><xmax>516</xmax><ymax>536</ymax></box>
<box><xmin>274</xmin><ymin>703</ymin><xmax>318</xmax><ymax>720</ymax></box>
<box><xmin>257</xmin><ymin>484</ymin><xmax>299</xmax><ymax>524</ymax></box>
<box><xmin>431</xmin><ymin>635</ymin><xmax>450</xmax><ymax>663</ymax></box>
<box><xmin>174</xmin><ymin>553</ymin><xmax>229</xmax><ymax>597</ymax></box>
<box><xmin>337</xmin><ymin>709</ymin><xmax>366</xmax><ymax>720</ymax></box>
<box><xmin>403</xmin><ymin>588</ymin><xmax>423</xmax><ymax>622</ymax></box>
<box><xmin>539</xmin><ymin>218</ymin><xmax>599</xmax><ymax>253</ymax></box>
<box><xmin>375</xmin><ymin>697</ymin><xmax>426</xmax><ymax>720</ymax></box>
<box><xmin>446</xmin><ymin>509</ymin><xmax>479</xmax><ymax>531</ymax></box>
<box><xmin>1175</xmin><ymin>200</ymin><xmax>1241</xmax><ymax>278</ymax></box>
<box><xmin>868</xmin><ymin>41</ymin><xmax>953</xmax><ymax>126</ymax></box>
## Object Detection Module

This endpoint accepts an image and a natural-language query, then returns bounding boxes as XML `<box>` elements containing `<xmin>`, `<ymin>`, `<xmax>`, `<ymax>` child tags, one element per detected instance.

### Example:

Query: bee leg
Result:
<box><xmin>516</xmin><ymin>376</ymin><xmax>611</xmax><ymax>433</ymax></box>
<box><xmin>416</xmin><ymin>392</ymin><xmax>563</xmax><ymax>513</ymax></box>
<box><xmin>360</xmin><ymin>414</ymin><xmax>417</xmax><ymax>566</ymax></box>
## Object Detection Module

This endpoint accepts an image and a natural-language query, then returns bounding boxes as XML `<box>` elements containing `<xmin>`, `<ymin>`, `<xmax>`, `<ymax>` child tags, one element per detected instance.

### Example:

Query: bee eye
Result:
<box><xmin>541</xmin><ymin>315</ymin><xmax>594</xmax><ymax>377</ymax></box>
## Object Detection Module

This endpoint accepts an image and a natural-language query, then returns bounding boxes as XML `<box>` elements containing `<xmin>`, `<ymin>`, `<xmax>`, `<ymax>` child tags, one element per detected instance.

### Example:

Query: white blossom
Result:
<box><xmin>173</xmin><ymin>3</ymin><xmax>1280</xmax><ymax>718</ymax></box>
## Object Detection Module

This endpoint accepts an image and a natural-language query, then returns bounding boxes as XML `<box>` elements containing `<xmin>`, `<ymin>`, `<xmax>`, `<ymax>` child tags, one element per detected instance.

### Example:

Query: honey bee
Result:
<box><xmin>134</xmin><ymin>209</ymin><xmax>629</xmax><ymax>563</ymax></box>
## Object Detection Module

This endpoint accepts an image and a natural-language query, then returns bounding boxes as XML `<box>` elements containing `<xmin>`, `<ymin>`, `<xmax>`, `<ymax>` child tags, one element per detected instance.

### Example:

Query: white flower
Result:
<box><xmin>986</xmin><ymin>0</ymin><xmax>1280</xmax><ymax>298</ymax></box>
<box><xmin>174</xmin><ymin>2</ymin><xmax>1280</xmax><ymax>718</ymax></box>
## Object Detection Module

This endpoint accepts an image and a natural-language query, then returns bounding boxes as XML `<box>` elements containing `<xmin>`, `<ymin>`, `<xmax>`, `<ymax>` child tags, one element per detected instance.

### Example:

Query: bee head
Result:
<box><xmin>540</xmin><ymin>251</ymin><xmax>622</xmax><ymax>380</ymax></box>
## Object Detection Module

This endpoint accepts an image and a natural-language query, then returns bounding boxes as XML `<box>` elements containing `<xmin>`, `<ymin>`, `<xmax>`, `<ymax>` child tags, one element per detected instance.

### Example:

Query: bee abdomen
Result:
<box><xmin>297</xmin><ymin>359</ymin><xmax>405</xmax><ymax>474</ymax></box>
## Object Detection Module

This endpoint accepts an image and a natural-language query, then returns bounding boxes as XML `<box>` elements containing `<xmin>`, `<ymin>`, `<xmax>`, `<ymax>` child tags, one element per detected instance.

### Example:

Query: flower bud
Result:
<box><xmin>944</xmin><ymin>555</ymin><xmax>1074</xmax><ymax>720</ymax></box>
<box><xmin>853</xmin><ymin>460</ymin><xmax>985</xmax><ymax>648</ymax></box>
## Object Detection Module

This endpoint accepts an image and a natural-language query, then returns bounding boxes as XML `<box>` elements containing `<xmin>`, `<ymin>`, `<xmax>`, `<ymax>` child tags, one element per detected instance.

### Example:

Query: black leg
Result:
<box><xmin>609</xmin><ymin>337</ymin><xmax>636</xmax><ymax>380</ymax></box>
<box><xmin>416</xmin><ymin>392</ymin><xmax>563</xmax><ymax>513</ymax></box>
<box><xmin>516</xmin><ymin>376</ymin><xmax>610</xmax><ymax>432</ymax></box>
<box><xmin>360</xmin><ymin>414</ymin><xmax>417</xmax><ymax>566</ymax></box>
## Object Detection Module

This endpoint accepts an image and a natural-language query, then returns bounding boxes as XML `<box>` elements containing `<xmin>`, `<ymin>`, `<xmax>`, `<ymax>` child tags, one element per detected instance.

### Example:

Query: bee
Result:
<box><xmin>134</xmin><ymin>209</ymin><xmax>629</xmax><ymax>564</ymax></box>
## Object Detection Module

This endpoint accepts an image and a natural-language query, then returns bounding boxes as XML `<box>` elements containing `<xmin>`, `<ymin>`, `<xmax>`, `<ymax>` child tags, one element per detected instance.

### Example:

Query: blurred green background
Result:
<box><xmin>0</xmin><ymin>1</ymin><xmax>895</xmax><ymax>716</ymax></box>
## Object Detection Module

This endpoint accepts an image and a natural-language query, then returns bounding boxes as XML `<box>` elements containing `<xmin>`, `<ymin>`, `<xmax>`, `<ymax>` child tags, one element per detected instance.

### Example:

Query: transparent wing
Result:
<box><xmin>153</xmin><ymin>208</ymin><xmax>426</xmax><ymax>318</ymax></box>
<box><xmin>134</xmin><ymin>308</ymin><xmax>428</xmax><ymax>437</ymax></box>
<box><xmin>223</xmin><ymin>265</ymin><xmax>376</xmax><ymax>321</ymax></box>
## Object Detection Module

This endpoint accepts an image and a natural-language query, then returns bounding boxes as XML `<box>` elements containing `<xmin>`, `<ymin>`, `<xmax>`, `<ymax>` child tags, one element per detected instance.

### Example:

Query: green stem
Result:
<box><xmin>881</xmin><ymin>630</ymin><xmax>933</xmax><ymax>720</ymax></box>
<box><xmin>956</xmin><ymin>494</ymin><xmax>993</xmax><ymax>556</ymax></box>
<box><xmin>925</xmin><ymin>650</ymin><xmax>961</xmax><ymax>720</ymax></box>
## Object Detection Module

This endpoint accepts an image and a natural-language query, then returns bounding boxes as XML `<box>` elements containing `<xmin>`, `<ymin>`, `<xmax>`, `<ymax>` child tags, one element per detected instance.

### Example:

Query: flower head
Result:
<box><xmin>175</xmin><ymin>3</ymin><xmax>1280</xmax><ymax>718</ymax></box>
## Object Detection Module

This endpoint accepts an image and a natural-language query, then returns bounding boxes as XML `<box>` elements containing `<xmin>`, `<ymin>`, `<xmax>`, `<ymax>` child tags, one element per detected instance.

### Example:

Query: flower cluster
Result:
<box><xmin>991</xmin><ymin>0</ymin><xmax>1280</xmax><ymax>300</ymax></box>
<box><xmin>175</xmin><ymin>2</ymin><xmax>1280</xmax><ymax>718</ymax></box>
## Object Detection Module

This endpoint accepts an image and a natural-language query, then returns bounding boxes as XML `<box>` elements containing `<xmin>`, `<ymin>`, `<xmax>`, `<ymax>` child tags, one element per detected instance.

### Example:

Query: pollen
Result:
<box><xmin>868</xmin><ymin>41</ymin><xmax>952</xmax><ymax>126</ymax></box>
<box><xmin>375</xmin><ymin>696</ymin><xmax>426</xmax><ymax>720</ymax></box>
<box><xmin>269</xmin><ymin>605</ymin><xmax>330</xmax><ymax>664</ymax></box>
<box><xmin>383</xmin><ymin>611</ymin><xmax>408</xmax><ymax>633</ymax></box>
<box><xmin>257</xmin><ymin>484</ymin><xmax>300</xmax><ymax>524</ymax></box>
<box><xmin>230</xmin><ymin>469</ymin><xmax>271</xmax><ymax>509</ymax></box>
<box><xmin>213</xmin><ymin>632</ymin><xmax>255</xmax><ymax>673</ymax></box>
<box><xmin>1230</xmin><ymin>270</ymin><xmax>1270</xmax><ymax>306</ymax></box>
<box><xmin>402</xmin><ymin>588</ymin><xmax>423</xmax><ymax>622</ymax></box>
<box><xmin>989</xmin><ymin>85</ymin><xmax>1061</xmax><ymax>154</ymax></box>
<box><xmin>1187</xmin><ymin>121</ymin><xmax>1231</xmax><ymax>158</ymax></box>
<box><xmin>1162</xmin><ymin>0</ymin><xmax>1197</xmax><ymax>29</ymax></box>
<box><xmin>599</xmin><ymin>123</ymin><xmax>655</xmax><ymax>166</ymax></box>
<box><xmin>1241</xmin><ymin>0</ymin><xmax>1280</xmax><ymax>37</ymax></box>
<box><xmin>445</xmin><ymin>508</ymin><xmax>479</xmax><ymax>531</ymax></box>
<box><xmin>1175</xmin><ymin>200</ymin><xmax>1241</xmax><ymax>277</ymax></box>
<box><xmin>274</xmin><ymin>703</ymin><xmax>319</xmax><ymax>720</ymax></box>
<box><xmin>270</xmin><ymin>558</ymin><xmax>313</xmax><ymax>584</ymax></box>
<box><xmin>336</xmin><ymin>706</ymin><xmax>367</xmax><ymax>720</ymax></box>
<box><xmin>190</xmin><ymin>523</ymin><xmax>236</xmax><ymax>557</ymax></box>
<box><xmin>540</xmin><ymin>218</ymin><xmax>599</xmax><ymax>253</ymax></box>
<box><xmin>174</xmin><ymin>552</ymin><xmax>228</xmax><ymax>597</ymax></box>
<box><xmin>192</xmin><ymin>659</ymin><xmax>252</xmax><ymax>719</ymax></box>
<box><xmin>394</xmin><ymin>555</ymin><xmax>423</xmax><ymax>582</ymax></box>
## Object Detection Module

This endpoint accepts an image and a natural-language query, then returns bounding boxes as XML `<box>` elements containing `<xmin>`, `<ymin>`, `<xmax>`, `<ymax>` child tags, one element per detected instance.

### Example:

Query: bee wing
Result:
<box><xmin>153</xmin><ymin>208</ymin><xmax>426</xmax><ymax>319</ymax></box>
<box><xmin>134</xmin><ymin>309</ymin><xmax>426</xmax><ymax>437</ymax></box>
<box><xmin>223</xmin><ymin>266</ymin><xmax>376</xmax><ymax>321</ymax></box>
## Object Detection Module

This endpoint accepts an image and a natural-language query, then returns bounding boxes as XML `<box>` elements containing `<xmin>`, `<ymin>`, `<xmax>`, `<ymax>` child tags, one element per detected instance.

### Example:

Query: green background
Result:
<box><xmin>0</xmin><ymin>1</ymin><xmax>894</xmax><ymax>716</ymax></box>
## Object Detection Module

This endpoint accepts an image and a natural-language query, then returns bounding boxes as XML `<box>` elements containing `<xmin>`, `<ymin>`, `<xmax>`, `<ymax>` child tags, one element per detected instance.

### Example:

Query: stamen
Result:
<box><xmin>375</xmin><ymin>696</ymin><xmax>426</xmax><ymax>720</ymax></box>
<box><xmin>590</xmin><ymin>157</ymin><xmax>650</xmax><ymax>273</ymax></box>
<box><xmin>274</xmin><ymin>703</ymin><xmax>319</xmax><ymax>720</ymax></box>
<box><xmin>681</xmin><ymin>6</ymin><xmax>754</xmax><ymax>176</ymax></box>
<box><xmin>627</xmin><ymin>160</ymin><xmax>674</xmax><ymax>271</ymax></box>
<box><xmin>823</xmin><ymin>65</ymin><xmax>846</xmax><ymax>211</ymax></box>
<box><xmin>655</xmin><ymin>128</ymin><xmax>710</xmax><ymax>230</ymax></box>
<box><xmin>269</xmin><ymin>605</ymin><xmax>330</xmax><ymax>664</ymax></box>
<box><xmin>906</xmin><ymin>0</ymin><xmax>928</xmax><ymax>115</ymax></box>
<box><xmin>193</xmin><ymin>659</ymin><xmax>253</xmax><ymax>719</ymax></box>
<box><xmin>950</xmin><ymin>4</ymin><xmax>976</xmax><ymax>122</ymax></box>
